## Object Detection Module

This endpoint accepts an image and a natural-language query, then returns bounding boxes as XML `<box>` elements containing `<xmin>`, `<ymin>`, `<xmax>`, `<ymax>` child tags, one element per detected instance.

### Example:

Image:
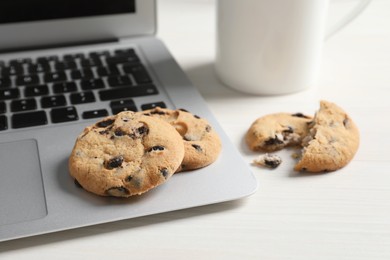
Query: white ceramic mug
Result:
<box><xmin>215</xmin><ymin>0</ymin><xmax>371</xmax><ymax>95</ymax></box>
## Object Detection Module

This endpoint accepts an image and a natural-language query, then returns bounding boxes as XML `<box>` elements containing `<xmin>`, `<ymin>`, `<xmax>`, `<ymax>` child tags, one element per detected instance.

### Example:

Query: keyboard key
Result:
<box><xmin>141</xmin><ymin>102</ymin><xmax>167</xmax><ymax>110</ymax></box>
<box><xmin>105</xmin><ymin>55</ymin><xmax>139</xmax><ymax>65</ymax></box>
<box><xmin>99</xmin><ymin>84</ymin><xmax>158</xmax><ymax>101</ymax></box>
<box><xmin>9</xmin><ymin>58</ymin><xmax>32</xmax><ymax>66</ymax></box>
<box><xmin>89</xmin><ymin>50</ymin><xmax>110</xmax><ymax>59</ymax></box>
<box><xmin>11</xmin><ymin>110</ymin><xmax>48</xmax><ymax>129</ymax></box>
<box><xmin>28</xmin><ymin>62</ymin><xmax>51</xmax><ymax>74</ymax></box>
<box><xmin>53</xmin><ymin>82</ymin><xmax>77</xmax><ymax>93</ymax></box>
<box><xmin>0</xmin><ymin>77</ymin><xmax>11</xmax><ymax>88</ymax></box>
<box><xmin>123</xmin><ymin>64</ymin><xmax>152</xmax><ymax>84</ymax></box>
<box><xmin>51</xmin><ymin>106</ymin><xmax>78</xmax><ymax>123</ymax></box>
<box><xmin>0</xmin><ymin>115</ymin><xmax>7</xmax><ymax>130</ymax></box>
<box><xmin>114</xmin><ymin>48</ymin><xmax>135</xmax><ymax>56</ymax></box>
<box><xmin>11</xmin><ymin>99</ymin><xmax>37</xmax><ymax>112</ymax></box>
<box><xmin>24</xmin><ymin>84</ymin><xmax>49</xmax><ymax>97</ymax></box>
<box><xmin>16</xmin><ymin>74</ymin><xmax>40</xmax><ymax>86</ymax></box>
<box><xmin>54</xmin><ymin>60</ymin><xmax>77</xmax><ymax>71</ymax></box>
<box><xmin>110</xmin><ymin>99</ymin><xmax>137</xmax><ymax>114</ymax></box>
<box><xmin>70</xmin><ymin>91</ymin><xmax>95</xmax><ymax>104</ymax></box>
<box><xmin>71</xmin><ymin>68</ymin><xmax>94</xmax><ymax>80</ymax></box>
<box><xmin>82</xmin><ymin>109</ymin><xmax>108</xmax><ymax>119</ymax></box>
<box><xmin>1</xmin><ymin>64</ymin><xmax>24</xmax><ymax>76</ymax></box>
<box><xmin>37</xmin><ymin>55</ymin><xmax>59</xmax><ymax>63</ymax></box>
<box><xmin>41</xmin><ymin>95</ymin><xmax>66</xmax><ymax>108</ymax></box>
<box><xmin>96</xmin><ymin>65</ymin><xmax>120</xmax><ymax>77</ymax></box>
<box><xmin>0</xmin><ymin>88</ymin><xmax>20</xmax><ymax>100</ymax></box>
<box><xmin>80</xmin><ymin>78</ymin><xmax>105</xmax><ymax>90</ymax></box>
<box><xmin>107</xmin><ymin>75</ymin><xmax>132</xmax><ymax>87</ymax></box>
<box><xmin>80</xmin><ymin>57</ymin><xmax>102</xmax><ymax>68</ymax></box>
<box><xmin>63</xmin><ymin>53</ymin><xmax>85</xmax><ymax>61</ymax></box>
<box><xmin>44</xmin><ymin>71</ymin><xmax>67</xmax><ymax>83</ymax></box>
<box><xmin>0</xmin><ymin>102</ymin><xmax>5</xmax><ymax>114</ymax></box>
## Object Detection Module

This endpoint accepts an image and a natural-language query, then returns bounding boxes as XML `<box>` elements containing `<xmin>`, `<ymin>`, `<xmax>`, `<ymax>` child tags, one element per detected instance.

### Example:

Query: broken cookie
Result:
<box><xmin>246</xmin><ymin>101</ymin><xmax>360</xmax><ymax>173</ymax></box>
<box><xmin>246</xmin><ymin>112</ymin><xmax>312</xmax><ymax>152</ymax></box>
<box><xmin>294</xmin><ymin>100</ymin><xmax>360</xmax><ymax>172</ymax></box>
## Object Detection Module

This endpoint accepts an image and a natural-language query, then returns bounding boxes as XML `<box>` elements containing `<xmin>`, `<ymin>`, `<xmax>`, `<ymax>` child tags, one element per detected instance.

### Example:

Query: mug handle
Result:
<box><xmin>325</xmin><ymin>0</ymin><xmax>371</xmax><ymax>40</ymax></box>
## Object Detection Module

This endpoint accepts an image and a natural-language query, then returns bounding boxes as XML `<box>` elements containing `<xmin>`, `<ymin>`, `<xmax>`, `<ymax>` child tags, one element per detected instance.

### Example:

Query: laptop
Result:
<box><xmin>0</xmin><ymin>0</ymin><xmax>257</xmax><ymax>242</ymax></box>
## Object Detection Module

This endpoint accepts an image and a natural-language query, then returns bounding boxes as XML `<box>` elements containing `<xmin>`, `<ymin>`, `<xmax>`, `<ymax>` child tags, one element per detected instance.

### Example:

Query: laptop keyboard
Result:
<box><xmin>0</xmin><ymin>48</ymin><xmax>166</xmax><ymax>131</ymax></box>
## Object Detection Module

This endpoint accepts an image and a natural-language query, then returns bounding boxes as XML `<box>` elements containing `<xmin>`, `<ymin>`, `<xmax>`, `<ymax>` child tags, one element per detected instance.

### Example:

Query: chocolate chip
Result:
<box><xmin>106</xmin><ymin>186</ymin><xmax>130</xmax><ymax>197</ymax></box>
<box><xmin>192</xmin><ymin>144</ymin><xmax>202</xmax><ymax>152</ymax></box>
<box><xmin>205</xmin><ymin>125</ymin><xmax>212</xmax><ymax>132</ymax></box>
<box><xmin>151</xmin><ymin>110</ymin><xmax>166</xmax><ymax>115</ymax></box>
<box><xmin>194</xmin><ymin>114</ymin><xmax>201</xmax><ymax>119</ymax></box>
<box><xmin>264</xmin><ymin>135</ymin><xmax>284</xmax><ymax>146</ymax></box>
<box><xmin>343</xmin><ymin>118</ymin><xmax>350</xmax><ymax>128</ymax></box>
<box><xmin>148</xmin><ymin>145</ymin><xmax>165</xmax><ymax>152</ymax></box>
<box><xmin>292</xmin><ymin>113</ymin><xmax>310</xmax><ymax>119</ymax></box>
<box><xmin>104</xmin><ymin>156</ymin><xmax>124</xmax><ymax>169</ymax></box>
<box><xmin>129</xmin><ymin>125</ymin><xmax>149</xmax><ymax>139</ymax></box>
<box><xmin>99</xmin><ymin>130</ymin><xmax>109</xmax><ymax>135</ymax></box>
<box><xmin>264</xmin><ymin>158</ymin><xmax>281</xmax><ymax>169</ymax></box>
<box><xmin>114</xmin><ymin>129</ymin><xmax>125</xmax><ymax>136</ymax></box>
<box><xmin>96</xmin><ymin>119</ymin><xmax>115</xmax><ymax>128</ymax></box>
<box><xmin>137</xmin><ymin>126</ymin><xmax>149</xmax><ymax>135</ymax></box>
<box><xmin>160</xmin><ymin>168</ymin><xmax>169</xmax><ymax>179</ymax></box>
<box><xmin>125</xmin><ymin>175</ymin><xmax>133</xmax><ymax>182</ymax></box>
<box><xmin>179</xmin><ymin>108</ymin><xmax>189</xmax><ymax>112</ymax></box>
<box><xmin>283</xmin><ymin>126</ymin><xmax>294</xmax><ymax>134</ymax></box>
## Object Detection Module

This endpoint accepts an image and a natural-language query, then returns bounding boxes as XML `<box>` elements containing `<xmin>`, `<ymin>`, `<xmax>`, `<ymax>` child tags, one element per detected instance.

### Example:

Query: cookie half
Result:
<box><xmin>294</xmin><ymin>100</ymin><xmax>360</xmax><ymax>172</ymax></box>
<box><xmin>246</xmin><ymin>112</ymin><xmax>313</xmax><ymax>152</ymax></box>
<box><xmin>141</xmin><ymin>107</ymin><xmax>222</xmax><ymax>171</ymax></box>
<box><xmin>68</xmin><ymin>111</ymin><xmax>185</xmax><ymax>197</ymax></box>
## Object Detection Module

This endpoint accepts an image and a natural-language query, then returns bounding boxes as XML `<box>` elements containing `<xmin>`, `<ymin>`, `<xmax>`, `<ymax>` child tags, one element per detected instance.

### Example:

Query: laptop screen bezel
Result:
<box><xmin>0</xmin><ymin>0</ymin><xmax>156</xmax><ymax>51</ymax></box>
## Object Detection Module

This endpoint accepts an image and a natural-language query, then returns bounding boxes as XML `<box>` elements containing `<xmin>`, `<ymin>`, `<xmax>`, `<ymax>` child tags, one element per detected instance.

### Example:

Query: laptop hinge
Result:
<box><xmin>0</xmin><ymin>37</ymin><xmax>119</xmax><ymax>54</ymax></box>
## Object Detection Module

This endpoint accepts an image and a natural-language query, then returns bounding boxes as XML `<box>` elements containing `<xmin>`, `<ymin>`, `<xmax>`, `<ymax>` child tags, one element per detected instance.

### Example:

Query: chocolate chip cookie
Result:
<box><xmin>246</xmin><ymin>112</ymin><xmax>313</xmax><ymax>152</ymax></box>
<box><xmin>141</xmin><ymin>107</ymin><xmax>222</xmax><ymax>171</ymax></box>
<box><xmin>294</xmin><ymin>100</ymin><xmax>360</xmax><ymax>172</ymax></box>
<box><xmin>68</xmin><ymin>111</ymin><xmax>185</xmax><ymax>197</ymax></box>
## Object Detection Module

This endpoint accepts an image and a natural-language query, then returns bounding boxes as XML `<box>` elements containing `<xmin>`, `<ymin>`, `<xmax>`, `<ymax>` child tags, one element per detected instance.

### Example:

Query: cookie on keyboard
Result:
<box><xmin>246</xmin><ymin>112</ymin><xmax>312</xmax><ymax>152</ymax></box>
<box><xmin>141</xmin><ymin>107</ymin><xmax>222</xmax><ymax>171</ymax></box>
<box><xmin>294</xmin><ymin>100</ymin><xmax>360</xmax><ymax>172</ymax></box>
<box><xmin>68</xmin><ymin>111</ymin><xmax>185</xmax><ymax>197</ymax></box>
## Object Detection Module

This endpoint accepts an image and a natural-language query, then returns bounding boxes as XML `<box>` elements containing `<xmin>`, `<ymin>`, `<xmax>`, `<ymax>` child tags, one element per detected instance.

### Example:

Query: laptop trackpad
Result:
<box><xmin>0</xmin><ymin>139</ymin><xmax>47</xmax><ymax>226</ymax></box>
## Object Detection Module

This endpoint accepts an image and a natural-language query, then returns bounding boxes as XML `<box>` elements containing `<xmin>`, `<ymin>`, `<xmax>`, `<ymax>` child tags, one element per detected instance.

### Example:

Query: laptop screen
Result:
<box><xmin>0</xmin><ymin>0</ymin><xmax>136</xmax><ymax>24</ymax></box>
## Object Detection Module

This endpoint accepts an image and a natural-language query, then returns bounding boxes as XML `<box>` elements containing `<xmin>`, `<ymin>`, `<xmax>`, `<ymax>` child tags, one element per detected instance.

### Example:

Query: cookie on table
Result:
<box><xmin>68</xmin><ymin>111</ymin><xmax>185</xmax><ymax>197</ymax></box>
<box><xmin>294</xmin><ymin>100</ymin><xmax>360</xmax><ymax>172</ymax></box>
<box><xmin>246</xmin><ymin>112</ymin><xmax>313</xmax><ymax>152</ymax></box>
<box><xmin>141</xmin><ymin>107</ymin><xmax>222</xmax><ymax>172</ymax></box>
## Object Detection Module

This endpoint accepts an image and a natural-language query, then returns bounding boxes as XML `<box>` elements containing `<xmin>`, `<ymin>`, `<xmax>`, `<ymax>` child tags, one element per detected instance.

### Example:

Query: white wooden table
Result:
<box><xmin>1</xmin><ymin>0</ymin><xmax>389</xmax><ymax>259</ymax></box>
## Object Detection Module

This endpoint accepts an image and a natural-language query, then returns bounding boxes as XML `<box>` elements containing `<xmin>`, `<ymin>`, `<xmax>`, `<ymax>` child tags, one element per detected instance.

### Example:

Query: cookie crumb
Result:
<box><xmin>253</xmin><ymin>153</ymin><xmax>282</xmax><ymax>169</ymax></box>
